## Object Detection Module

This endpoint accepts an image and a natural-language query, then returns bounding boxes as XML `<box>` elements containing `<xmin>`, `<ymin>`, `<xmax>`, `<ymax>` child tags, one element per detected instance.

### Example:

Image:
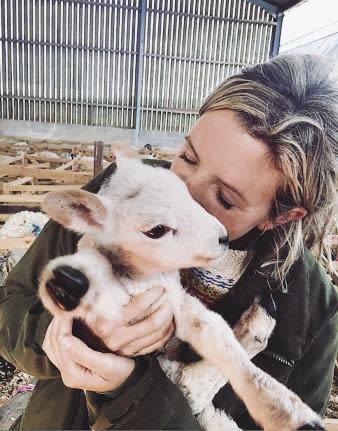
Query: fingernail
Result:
<box><xmin>62</xmin><ymin>336</ymin><xmax>72</xmax><ymax>349</ymax></box>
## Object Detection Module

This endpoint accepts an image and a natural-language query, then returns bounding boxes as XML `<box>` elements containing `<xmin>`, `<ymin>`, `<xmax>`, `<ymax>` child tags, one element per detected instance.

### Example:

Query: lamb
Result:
<box><xmin>38</xmin><ymin>154</ymin><xmax>324</xmax><ymax>431</ymax></box>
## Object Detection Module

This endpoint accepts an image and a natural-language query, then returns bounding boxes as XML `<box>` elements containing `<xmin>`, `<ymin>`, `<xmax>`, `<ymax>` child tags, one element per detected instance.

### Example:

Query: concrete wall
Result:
<box><xmin>0</xmin><ymin>120</ymin><xmax>185</xmax><ymax>149</ymax></box>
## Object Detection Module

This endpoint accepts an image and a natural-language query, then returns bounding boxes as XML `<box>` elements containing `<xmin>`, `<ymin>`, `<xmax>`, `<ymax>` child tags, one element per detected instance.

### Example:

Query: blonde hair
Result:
<box><xmin>200</xmin><ymin>54</ymin><xmax>338</xmax><ymax>289</ymax></box>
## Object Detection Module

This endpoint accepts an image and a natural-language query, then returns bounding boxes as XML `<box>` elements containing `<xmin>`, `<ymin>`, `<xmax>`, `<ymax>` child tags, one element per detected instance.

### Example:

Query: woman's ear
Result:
<box><xmin>258</xmin><ymin>207</ymin><xmax>307</xmax><ymax>231</ymax></box>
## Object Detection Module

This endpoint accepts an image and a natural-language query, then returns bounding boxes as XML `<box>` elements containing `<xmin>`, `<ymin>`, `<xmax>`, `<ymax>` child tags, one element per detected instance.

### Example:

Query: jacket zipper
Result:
<box><xmin>262</xmin><ymin>350</ymin><xmax>295</xmax><ymax>367</ymax></box>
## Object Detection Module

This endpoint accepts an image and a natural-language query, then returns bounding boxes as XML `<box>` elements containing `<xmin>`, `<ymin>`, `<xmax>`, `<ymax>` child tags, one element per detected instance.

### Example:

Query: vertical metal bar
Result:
<box><xmin>134</xmin><ymin>0</ymin><xmax>146</xmax><ymax>146</ymax></box>
<box><xmin>43</xmin><ymin>0</ymin><xmax>47</xmax><ymax>121</ymax></box>
<box><xmin>71</xmin><ymin>1</ymin><xmax>75</xmax><ymax>124</ymax></box>
<box><xmin>86</xmin><ymin>3</ymin><xmax>91</xmax><ymax>125</ymax></box>
<box><xmin>21</xmin><ymin>0</ymin><xmax>25</xmax><ymax>120</ymax></box>
<box><xmin>265</xmin><ymin>13</ymin><xmax>274</xmax><ymax>60</ymax></box>
<box><xmin>5</xmin><ymin>0</ymin><xmax>10</xmax><ymax>119</ymax></box>
<box><xmin>95</xmin><ymin>2</ymin><xmax>101</xmax><ymax>125</ymax></box>
<box><xmin>10</xmin><ymin>0</ymin><xmax>15</xmax><ymax>119</ymax></box>
<box><xmin>130</xmin><ymin>0</ymin><xmax>137</xmax><ymax>128</ymax></box>
<box><xmin>126</xmin><ymin>1</ymin><xmax>132</xmax><ymax>128</ymax></box>
<box><xmin>106</xmin><ymin>0</ymin><xmax>112</xmax><ymax>125</ymax></box>
<box><xmin>49</xmin><ymin>0</ymin><xmax>52</xmax><ymax>122</ymax></box>
<box><xmin>271</xmin><ymin>11</ymin><xmax>283</xmax><ymax>57</ymax></box>
<box><xmin>81</xmin><ymin>2</ymin><xmax>85</xmax><ymax>125</ymax></box>
<box><xmin>0</xmin><ymin>1</ymin><xmax>3</xmax><ymax>118</ymax></box>
<box><xmin>15</xmin><ymin>0</ymin><xmax>20</xmax><ymax>119</ymax></box>
<box><xmin>100</xmin><ymin>0</ymin><xmax>106</xmax><ymax>126</ymax></box>
<box><xmin>242</xmin><ymin>0</ymin><xmax>250</xmax><ymax>64</ymax></box>
<box><xmin>181</xmin><ymin>0</ymin><xmax>190</xmax><ymax>132</ymax></box>
<box><xmin>37</xmin><ymin>0</ymin><xmax>41</xmax><ymax>121</ymax></box>
<box><xmin>64</xmin><ymin>1</ymin><xmax>69</xmax><ymax>123</ymax></box>
<box><xmin>246</xmin><ymin>2</ymin><xmax>254</xmax><ymax>64</ymax></box>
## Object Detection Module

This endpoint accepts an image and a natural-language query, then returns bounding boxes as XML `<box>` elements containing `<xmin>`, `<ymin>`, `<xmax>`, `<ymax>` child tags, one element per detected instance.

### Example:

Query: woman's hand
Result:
<box><xmin>42</xmin><ymin>286</ymin><xmax>174</xmax><ymax>391</ymax></box>
<box><xmin>43</xmin><ymin>316</ymin><xmax>136</xmax><ymax>392</ymax></box>
<box><xmin>97</xmin><ymin>286</ymin><xmax>175</xmax><ymax>356</ymax></box>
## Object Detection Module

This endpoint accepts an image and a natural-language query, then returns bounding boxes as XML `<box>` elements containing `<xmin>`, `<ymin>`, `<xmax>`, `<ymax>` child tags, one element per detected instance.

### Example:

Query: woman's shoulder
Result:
<box><xmin>296</xmin><ymin>248</ymin><xmax>338</xmax><ymax>337</ymax></box>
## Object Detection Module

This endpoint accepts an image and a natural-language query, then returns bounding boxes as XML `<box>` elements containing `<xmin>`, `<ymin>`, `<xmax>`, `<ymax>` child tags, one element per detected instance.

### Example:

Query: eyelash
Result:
<box><xmin>179</xmin><ymin>152</ymin><xmax>196</xmax><ymax>165</ymax></box>
<box><xmin>216</xmin><ymin>188</ymin><xmax>233</xmax><ymax>210</ymax></box>
<box><xmin>179</xmin><ymin>151</ymin><xmax>233</xmax><ymax>210</ymax></box>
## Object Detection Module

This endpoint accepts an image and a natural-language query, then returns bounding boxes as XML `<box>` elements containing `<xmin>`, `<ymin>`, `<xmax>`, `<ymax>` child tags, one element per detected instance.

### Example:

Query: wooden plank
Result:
<box><xmin>55</xmin><ymin>155</ymin><xmax>81</xmax><ymax>171</ymax></box>
<box><xmin>0</xmin><ymin>235</ymin><xmax>35</xmax><ymax>250</ymax></box>
<box><xmin>2</xmin><ymin>177</ymin><xmax>33</xmax><ymax>194</ymax></box>
<box><xmin>94</xmin><ymin>141</ymin><xmax>104</xmax><ymax>176</ymax></box>
<box><xmin>7</xmin><ymin>184</ymin><xmax>82</xmax><ymax>192</ymax></box>
<box><xmin>0</xmin><ymin>205</ymin><xmax>41</xmax><ymax>213</ymax></box>
<box><xmin>0</xmin><ymin>154</ymin><xmax>25</xmax><ymax>165</ymax></box>
<box><xmin>0</xmin><ymin>165</ymin><xmax>91</xmax><ymax>183</ymax></box>
<box><xmin>0</xmin><ymin>194</ymin><xmax>44</xmax><ymax>203</ymax></box>
<box><xmin>26</xmin><ymin>154</ymin><xmax>70</xmax><ymax>164</ymax></box>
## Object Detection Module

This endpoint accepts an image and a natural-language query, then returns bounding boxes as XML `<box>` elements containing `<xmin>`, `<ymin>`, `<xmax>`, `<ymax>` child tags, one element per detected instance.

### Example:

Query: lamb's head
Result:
<box><xmin>42</xmin><ymin>156</ymin><xmax>228</xmax><ymax>278</ymax></box>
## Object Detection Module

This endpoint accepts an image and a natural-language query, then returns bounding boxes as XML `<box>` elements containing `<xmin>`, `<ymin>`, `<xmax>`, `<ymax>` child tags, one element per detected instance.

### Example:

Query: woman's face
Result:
<box><xmin>170</xmin><ymin>109</ymin><xmax>283</xmax><ymax>241</ymax></box>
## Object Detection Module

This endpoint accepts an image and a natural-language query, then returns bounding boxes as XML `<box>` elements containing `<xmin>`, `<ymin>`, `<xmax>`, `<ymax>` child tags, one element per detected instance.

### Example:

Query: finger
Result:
<box><xmin>49</xmin><ymin>316</ymin><xmax>73</xmax><ymax>368</ymax></box>
<box><xmin>119</xmin><ymin>315</ymin><xmax>174</xmax><ymax>356</ymax></box>
<box><xmin>56</xmin><ymin>315</ymin><xmax>73</xmax><ymax>338</ymax></box>
<box><xmin>42</xmin><ymin>319</ymin><xmax>58</xmax><ymax>367</ymax></box>
<box><xmin>136</xmin><ymin>322</ymin><xmax>175</xmax><ymax>356</ymax></box>
<box><xmin>48</xmin><ymin>317</ymin><xmax>64</xmax><ymax>368</ymax></box>
<box><xmin>58</xmin><ymin>350</ymin><xmax>108</xmax><ymax>390</ymax></box>
<box><xmin>60</xmin><ymin>335</ymin><xmax>134</xmax><ymax>378</ymax></box>
<box><xmin>106</xmin><ymin>301</ymin><xmax>173</xmax><ymax>350</ymax></box>
<box><xmin>121</xmin><ymin>286</ymin><xmax>165</xmax><ymax>324</ymax></box>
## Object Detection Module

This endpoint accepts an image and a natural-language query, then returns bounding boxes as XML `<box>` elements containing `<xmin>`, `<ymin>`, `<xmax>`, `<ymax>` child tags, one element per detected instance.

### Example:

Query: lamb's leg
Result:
<box><xmin>159</xmin><ymin>300</ymin><xmax>276</xmax><ymax>414</ymax></box>
<box><xmin>169</xmin><ymin>289</ymin><xmax>323</xmax><ymax>431</ymax></box>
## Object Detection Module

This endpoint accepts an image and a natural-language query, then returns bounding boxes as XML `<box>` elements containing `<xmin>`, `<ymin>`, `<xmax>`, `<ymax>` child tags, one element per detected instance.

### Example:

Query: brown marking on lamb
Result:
<box><xmin>70</xmin><ymin>203</ymin><xmax>102</xmax><ymax>228</ymax></box>
<box><xmin>97</xmin><ymin>246</ymin><xmax>138</xmax><ymax>280</ymax></box>
<box><xmin>42</xmin><ymin>189</ymin><xmax>108</xmax><ymax>229</ymax></box>
<box><xmin>193</xmin><ymin>318</ymin><xmax>202</xmax><ymax>329</ymax></box>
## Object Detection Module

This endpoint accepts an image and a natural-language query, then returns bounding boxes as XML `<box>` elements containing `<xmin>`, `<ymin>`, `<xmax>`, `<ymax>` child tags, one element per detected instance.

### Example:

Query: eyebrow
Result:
<box><xmin>184</xmin><ymin>135</ymin><xmax>247</xmax><ymax>205</ymax></box>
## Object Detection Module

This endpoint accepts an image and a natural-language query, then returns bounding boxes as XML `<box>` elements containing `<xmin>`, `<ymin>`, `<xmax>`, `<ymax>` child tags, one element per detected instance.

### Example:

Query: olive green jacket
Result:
<box><xmin>0</xmin><ymin>164</ymin><xmax>337</xmax><ymax>430</ymax></box>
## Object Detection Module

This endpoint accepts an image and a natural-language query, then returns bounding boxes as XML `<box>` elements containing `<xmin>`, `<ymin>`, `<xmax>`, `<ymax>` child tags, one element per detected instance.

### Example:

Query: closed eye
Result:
<box><xmin>179</xmin><ymin>152</ymin><xmax>197</xmax><ymax>166</ymax></box>
<box><xmin>216</xmin><ymin>188</ymin><xmax>233</xmax><ymax>210</ymax></box>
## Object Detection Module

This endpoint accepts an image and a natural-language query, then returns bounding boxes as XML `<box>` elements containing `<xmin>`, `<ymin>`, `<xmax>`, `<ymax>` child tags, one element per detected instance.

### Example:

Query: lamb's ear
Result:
<box><xmin>42</xmin><ymin>190</ymin><xmax>108</xmax><ymax>235</ymax></box>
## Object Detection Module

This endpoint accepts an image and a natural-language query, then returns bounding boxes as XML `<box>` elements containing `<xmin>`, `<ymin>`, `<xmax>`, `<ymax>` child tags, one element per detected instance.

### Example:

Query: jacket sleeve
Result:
<box><xmin>0</xmin><ymin>220</ymin><xmax>79</xmax><ymax>378</ymax></box>
<box><xmin>287</xmin><ymin>309</ymin><xmax>338</xmax><ymax>417</ymax></box>
<box><xmin>0</xmin><ymin>166</ymin><xmax>112</xmax><ymax>378</ymax></box>
<box><xmin>86</xmin><ymin>356</ymin><xmax>202</xmax><ymax>430</ymax></box>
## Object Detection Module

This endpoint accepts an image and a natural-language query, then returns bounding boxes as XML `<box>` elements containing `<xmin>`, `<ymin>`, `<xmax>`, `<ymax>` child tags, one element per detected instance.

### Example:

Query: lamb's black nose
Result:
<box><xmin>46</xmin><ymin>266</ymin><xmax>89</xmax><ymax>311</ymax></box>
<box><xmin>219</xmin><ymin>236</ymin><xmax>229</xmax><ymax>248</ymax></box>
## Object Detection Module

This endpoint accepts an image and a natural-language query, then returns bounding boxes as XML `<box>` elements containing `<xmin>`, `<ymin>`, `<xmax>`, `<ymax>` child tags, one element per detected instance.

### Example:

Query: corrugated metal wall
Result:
<box><xmin>0</xmin><ymin>0</ymin><xmax>276</xmax><ymax>133</ymax></box>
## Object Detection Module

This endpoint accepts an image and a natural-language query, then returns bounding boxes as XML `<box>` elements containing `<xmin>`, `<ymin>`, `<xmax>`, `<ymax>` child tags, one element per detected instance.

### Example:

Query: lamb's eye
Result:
<box><xmin>144</xmin><ymin>225</ymin><xmax>171</xmax><ymax>239</ymax></box>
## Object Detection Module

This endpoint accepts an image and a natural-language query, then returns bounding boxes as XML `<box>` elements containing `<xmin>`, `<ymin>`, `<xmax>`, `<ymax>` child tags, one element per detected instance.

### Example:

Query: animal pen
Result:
<box><xmin>0</xmin><ymin>0</ymin><xmax>288</xmax><ymax>264</ymax></box>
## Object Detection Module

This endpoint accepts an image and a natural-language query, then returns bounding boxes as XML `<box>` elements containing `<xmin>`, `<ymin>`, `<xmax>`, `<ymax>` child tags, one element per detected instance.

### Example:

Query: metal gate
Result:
<box><xmin>0</xmin><ymin>0</ymin><xmax>280</xmax><ymax>133</ymax></box>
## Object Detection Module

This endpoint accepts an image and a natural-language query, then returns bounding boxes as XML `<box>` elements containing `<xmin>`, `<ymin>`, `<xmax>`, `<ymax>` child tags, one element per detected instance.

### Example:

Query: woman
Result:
<box><xmin>0</xmin><ymin>54</ymin><xmax>337</xmax><ymax>430</ymax></box>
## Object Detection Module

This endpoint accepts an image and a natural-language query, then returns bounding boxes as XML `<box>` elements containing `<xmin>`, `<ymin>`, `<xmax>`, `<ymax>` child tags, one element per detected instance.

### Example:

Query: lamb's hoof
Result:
<box><xmin>260</xmin><ymin>291</ymin><xmax>277</xmax><ymax>319</ymax></box>
<box><xmin>297</xmin><ymin>422</ymin><xmax>325</xmax><ymax>430</ymax></box>
<box><xmin>46</xmin><ymin>266</ymin><xmax>89</xmax><ymax>311</ymax></box>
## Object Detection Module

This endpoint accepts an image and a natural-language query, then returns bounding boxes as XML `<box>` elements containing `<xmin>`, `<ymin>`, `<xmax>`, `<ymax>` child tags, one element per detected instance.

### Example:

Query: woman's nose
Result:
<box><xmin>185</xmin><ymin>173</ymin><xmax>207</xmax><ymax>200</ymax></box>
